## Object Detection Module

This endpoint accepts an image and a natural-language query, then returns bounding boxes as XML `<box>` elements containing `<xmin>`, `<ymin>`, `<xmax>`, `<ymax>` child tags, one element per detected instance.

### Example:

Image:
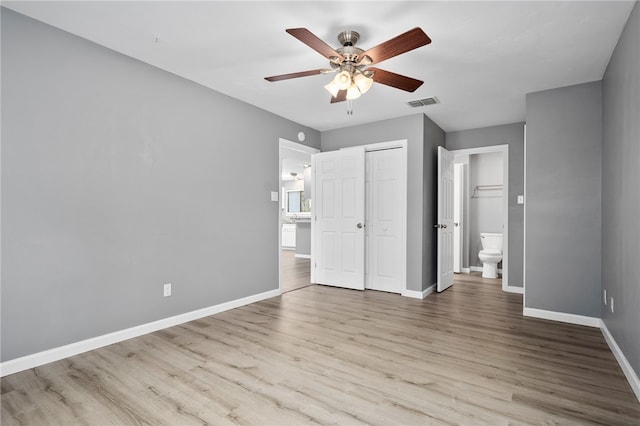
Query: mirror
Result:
<box><xmin>285</xmin><ymin>190</ymin><xmax>311</xmax><ymax>215</ymax></box>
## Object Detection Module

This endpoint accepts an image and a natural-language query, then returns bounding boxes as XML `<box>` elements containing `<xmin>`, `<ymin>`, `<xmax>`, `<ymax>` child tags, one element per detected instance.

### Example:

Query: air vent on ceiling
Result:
<box><xmin>407</xmin><ymin>97</ymin><xmax>439</xmax><ymax>108</ymax></box>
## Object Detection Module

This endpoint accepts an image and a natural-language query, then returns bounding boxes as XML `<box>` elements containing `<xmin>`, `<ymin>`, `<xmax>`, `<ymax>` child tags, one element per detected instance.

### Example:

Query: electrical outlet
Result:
<box><xmin>610</xmin><ymin>297</ymin><xmax>614</xmax><ymax>313</ymax></box>
<box><xmin>163</xmin><ymin>283</ymin><xmax>172</xmax><ymax>297</ymax></box>
<box><xmin>604</xmin><ymin>289</ymin><xmax>607</xmax><ymax>305</ymax></box>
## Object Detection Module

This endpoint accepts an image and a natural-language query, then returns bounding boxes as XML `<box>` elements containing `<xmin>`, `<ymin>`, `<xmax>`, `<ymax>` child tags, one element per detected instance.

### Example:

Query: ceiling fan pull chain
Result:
<box><xmin>347</xmin><ymin>99</ymin><xmax>353</xmax><ymax>115</ymax></box>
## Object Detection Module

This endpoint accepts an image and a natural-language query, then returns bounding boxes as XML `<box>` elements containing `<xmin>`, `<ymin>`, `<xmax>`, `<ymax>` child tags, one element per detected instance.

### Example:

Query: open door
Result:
<box><xmin>437</xmin><ymin>146</ymin><xmax>455</xmax><ymax>292</ymax></box>
<box><xmin>313</xmin><ymin>147</ymin><xmax>366</xmax><ymax>290</ymax></box>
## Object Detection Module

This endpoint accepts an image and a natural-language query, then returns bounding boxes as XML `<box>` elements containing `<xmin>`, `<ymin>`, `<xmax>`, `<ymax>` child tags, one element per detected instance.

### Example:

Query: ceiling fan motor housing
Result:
<box><xmin>337</xmin><ymin>30</ymin><xmax>360</xmax><ymax>46</ymax></box>
<box><xmin>335</xmin><ymin>31</ymin><xmax>366</xmax><ymax>70</ymax></box>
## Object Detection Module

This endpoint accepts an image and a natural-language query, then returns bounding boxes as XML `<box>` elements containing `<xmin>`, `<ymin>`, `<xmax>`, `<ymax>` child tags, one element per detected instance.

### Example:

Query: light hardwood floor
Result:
<box><xmin>281</xmin><ymin>249</ymin><xmax>311</xmax><ymax>293</ymax></box>
<box><xmin>2</xmin><ymin>274</ymin><xmax>639</xmax><ymax>425</ymax></box>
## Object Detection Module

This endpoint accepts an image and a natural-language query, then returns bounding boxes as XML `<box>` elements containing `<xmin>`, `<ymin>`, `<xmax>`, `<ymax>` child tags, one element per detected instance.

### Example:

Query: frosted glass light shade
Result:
<box><xmin>324</xmin><ymin>81</ymin><xmax>341</xmax><ymax>97</ymax></box>
<box><xmin>334</xmin><ymin>70</ymin><xmax>352</xmax><ymax>90</ymax></box>
<box><xmin>346</xmin><ymin>84</ymin><xmax>362</xmax><ymax>100</ymax></box>
<box><xmin>354</xmin><ymin>73</ymin><xmax>373</xmax><ymax>94</ymax></box>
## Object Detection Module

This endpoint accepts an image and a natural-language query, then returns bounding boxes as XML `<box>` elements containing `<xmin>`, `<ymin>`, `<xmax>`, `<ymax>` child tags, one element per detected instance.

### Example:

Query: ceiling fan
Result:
<box><xmin>265</xmin><ymin>27</ymin><xmax>432</xmax><ymax>111</ymax></box>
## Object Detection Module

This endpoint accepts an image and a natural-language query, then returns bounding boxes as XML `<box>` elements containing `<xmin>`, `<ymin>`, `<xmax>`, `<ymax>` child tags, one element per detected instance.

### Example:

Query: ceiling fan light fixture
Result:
<box><xmin>265</xmin><ymin>26</ymin><xmax>430</xmax><ymax>113</ymax></box>
<box><xmin>334</xmin><ymin>70</ymin><xmax>352</xmax><ymax>90</ymax></box>
<box><xmin>324</xmin><ymin>80</ymin><xmax>341</xmax><ymax>97</ymax></box>
<box><xmin>346</xmin><ymin>84</ymin><xmax>362</xmax><ymax>100</ymax></box>
<box><xmin>354</xmin><ymin>72</ymin><xmax>373</xmax><ymax>94</ymax></box>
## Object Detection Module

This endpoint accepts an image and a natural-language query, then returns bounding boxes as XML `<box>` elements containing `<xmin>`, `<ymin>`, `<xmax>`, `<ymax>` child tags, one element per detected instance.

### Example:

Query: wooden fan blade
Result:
<box><xmin>265</xmin><ymin>69</ymin><xmax>328</xmax><ymax>82</ymax></box>
<box><xmin>286</xmin><ymin>28</ymin><xmax>344</xmax><ymax>61</ymax></box>
<box><xmin>360</xmin><ymin>28</ymin><xmax>431</xmax><ymax>65</ymax></box>
<box><xmin>330</xmin><ymin>90</ymin><xmax>347</xmax><ymax>103</ymax></box>
<box><xmin>368</xmin><ymin>67</ymin><xmax>423</xmax><ymax>92</ymax></box>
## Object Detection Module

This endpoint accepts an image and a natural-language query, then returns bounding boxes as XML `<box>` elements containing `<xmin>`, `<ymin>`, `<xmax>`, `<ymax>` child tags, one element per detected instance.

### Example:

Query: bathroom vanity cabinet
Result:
<box><xmin>282</xmin><ymin>224</ymin><xmax>296</xmax><ymax>248</ymax></box>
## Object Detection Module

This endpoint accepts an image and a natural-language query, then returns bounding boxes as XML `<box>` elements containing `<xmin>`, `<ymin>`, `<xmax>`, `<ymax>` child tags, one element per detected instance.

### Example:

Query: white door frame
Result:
<box><xmin>311</xmin><ymin>139</ymin><xmax>408</xmax><ymax>296</ymax></box>
<box><xmin>453</xmin><ymin>163</ymin><xmax>464</xmax><ymax>273</ymax></box>
<box><xmin>449</xmin><ymin>144</ymin><xmax>512</xmax><ymax>292</ymax></box>
<box><xmin>279</xmin><ymin>138</ymin><xmax>319</xmax><ymax>294</ymax></box>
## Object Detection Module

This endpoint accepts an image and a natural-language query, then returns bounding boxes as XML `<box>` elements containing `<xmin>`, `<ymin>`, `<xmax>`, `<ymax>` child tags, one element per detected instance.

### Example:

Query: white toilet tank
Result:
<box><xmin>480</xmin><ymin>233</ymin><xmax>503</xmax><ymax>251</ymax></box>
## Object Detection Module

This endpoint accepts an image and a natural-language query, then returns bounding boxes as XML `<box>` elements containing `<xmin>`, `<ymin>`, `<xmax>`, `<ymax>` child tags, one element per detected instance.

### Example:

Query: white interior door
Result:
<box><xmin>313</xmin><ymin>147</ymin><xmax>365</xmax><ymax>290</ymax></box>
<box><xmin>365</xmin><ymin>148</ymin><xmax>404</xmax><ymax>293</ymax></box>
<box><xmin>437</xmin><ymin>146</ymin><xmax>455</xmax><ymax>292</ymax></box>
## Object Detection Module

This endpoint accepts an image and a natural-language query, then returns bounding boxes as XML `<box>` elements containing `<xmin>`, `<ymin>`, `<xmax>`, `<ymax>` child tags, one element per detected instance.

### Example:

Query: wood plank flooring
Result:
<box><xmin>2</xmin><ymin>274</ymin><xmax>639</xmax><ymax>425</ymax></box>
<box><xmin>281</xmin><ymin>249</ymin><xmax>311</xmax><ymax>293</ymax></box>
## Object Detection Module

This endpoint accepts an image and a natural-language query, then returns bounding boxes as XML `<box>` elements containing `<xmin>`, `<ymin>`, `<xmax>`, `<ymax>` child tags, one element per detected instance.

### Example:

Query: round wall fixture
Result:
<box><xmin>297</xmin><ymin>131</ymin><xmax>306</xmax><ymax>142</ymax></box>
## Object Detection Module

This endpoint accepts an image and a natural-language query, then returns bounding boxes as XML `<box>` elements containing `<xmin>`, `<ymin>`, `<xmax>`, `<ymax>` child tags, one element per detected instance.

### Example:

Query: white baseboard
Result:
<box><xmin>294</xmin><ymin>254</ymin><xmax>311</xmax><ymax>259</ymax></box>
<box><xmin>600</xmin><ymin>321</ymin><xmax>640</xmax><ymax>402</ymax></box>
<box><xmin>522</xmin><ymin>307</ymin><xmax>638</xmax><ymax>402</ymax></box>
<box><xmin>423</xmin><ymin>284</ymin><xmax>436</xmax><ymax>298</ymax></box>
<box><xmin>460</xmin><ymin>267</ymin><xmax>470</xmax><ymax>273</ymax></box>
<box><xmin>402</xmin><ymin>284</ymin><xmax>436</xmax><ymax>299</ymax></box>
<box><xmin>0</xmin><ymin>288</ymin><xmax>281</xmax><ymax>377</ymax></box>
<box><xmin>503</xmin><ymin>285</ymin><xmax>524</xmax><ymax>294</ymax></box>
<box><xmin>523</xmin><ymin>307</ymin><xmax>601</xmax><ymax>327</ymax></box>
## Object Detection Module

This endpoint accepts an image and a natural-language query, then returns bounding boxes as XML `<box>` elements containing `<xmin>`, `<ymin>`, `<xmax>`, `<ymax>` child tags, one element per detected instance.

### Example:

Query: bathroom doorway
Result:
<box><xmin>447</xmin><ymin>145</ymin><xmax>511</xmax><ymax>291</ymax></box>
<box><xmin>279</xmin><ymin>139</ymin><xmax>319</xmax><ymax>293</ymax></box>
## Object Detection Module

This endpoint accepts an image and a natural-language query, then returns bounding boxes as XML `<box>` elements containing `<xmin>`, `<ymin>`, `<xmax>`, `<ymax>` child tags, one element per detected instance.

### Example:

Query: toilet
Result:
<box><xmin>478</xmin><ymin>233</ymin><xmax>503</xmax><ymax>279</ymax></box>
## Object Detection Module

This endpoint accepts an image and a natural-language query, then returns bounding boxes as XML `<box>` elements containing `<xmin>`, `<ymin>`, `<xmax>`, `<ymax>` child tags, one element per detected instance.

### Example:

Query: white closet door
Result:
<box><xmin>313</xmin><ymin>147</ymin><xmax>365</xmax><ymax>290</ymax></box>
<box><xmin>365</xmin><ymin>148</ymin><xmax>404</xmax><ymax>293</ymax></box>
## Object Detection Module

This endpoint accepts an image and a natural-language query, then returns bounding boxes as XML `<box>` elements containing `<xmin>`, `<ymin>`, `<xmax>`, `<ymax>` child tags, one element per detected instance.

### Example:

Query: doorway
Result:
<box><xmin>279</xmin><ymin>139</ymin><xmax>319</xmax><ymax>293</ymax></box>
<box><xmin>437</xmin><ymin>144</ymin><xmax>510</xmax><ymax>292</ymax></box>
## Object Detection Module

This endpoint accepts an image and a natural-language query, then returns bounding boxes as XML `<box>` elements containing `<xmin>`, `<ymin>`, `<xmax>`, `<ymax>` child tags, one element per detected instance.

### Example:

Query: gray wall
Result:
<box><xmin>602</xmin><ymin>1</ymin><xmax>640</xmax><ymax>377</ymax></box>
<box><xmin>295</xmin><ymin>222</ymin><xmax>311</xmax><ymax>256</ymax></box>
<box><xmin>321</xmin><ymin>113</ymin><xmax>445</xmax><ymax>291</ymax></box>
<box><xmin>525</xmin><ymin>81</ymin><xmax>602</xmax><ymax>317</ymax></box>
<box><xmin>446</xmin><ymin>122</ymin><xmax>525</xmax><ymax>287</ymax></box>
<box><xmin>1</xmin><ymin>9</ymin><xmax>320</xmax><ymax>361</ymax></box>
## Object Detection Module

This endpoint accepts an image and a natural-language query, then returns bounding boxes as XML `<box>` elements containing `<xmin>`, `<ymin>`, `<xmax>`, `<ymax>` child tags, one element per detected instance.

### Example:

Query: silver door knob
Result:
<box><xmin>357</xmin><ymin>223</ymin><xmax>363</xmax><ymax>229</ymax></box>
<box><xmin>442</xmin><ymin>224</ymin><xmax>447</xmax><ymax>228</ymax></box>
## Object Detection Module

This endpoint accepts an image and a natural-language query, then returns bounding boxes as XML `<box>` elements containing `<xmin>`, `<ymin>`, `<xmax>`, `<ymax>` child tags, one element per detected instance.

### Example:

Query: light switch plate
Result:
<box><xmin>517</xmin><ymin>195</ymin><xmax>524</xmax><ymax>204</ymax></box>
<box><xmin>271</xmin><ymin>191</ymin><xmax>279</xmax><ymax>202</ymax></box>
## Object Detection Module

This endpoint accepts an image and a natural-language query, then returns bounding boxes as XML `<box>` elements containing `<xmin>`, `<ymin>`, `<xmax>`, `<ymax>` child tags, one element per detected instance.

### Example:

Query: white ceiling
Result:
<box><xmin>4</xmin><ymin>1</ymin><xmax>634</xmax><ymax>132</ymax></box>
